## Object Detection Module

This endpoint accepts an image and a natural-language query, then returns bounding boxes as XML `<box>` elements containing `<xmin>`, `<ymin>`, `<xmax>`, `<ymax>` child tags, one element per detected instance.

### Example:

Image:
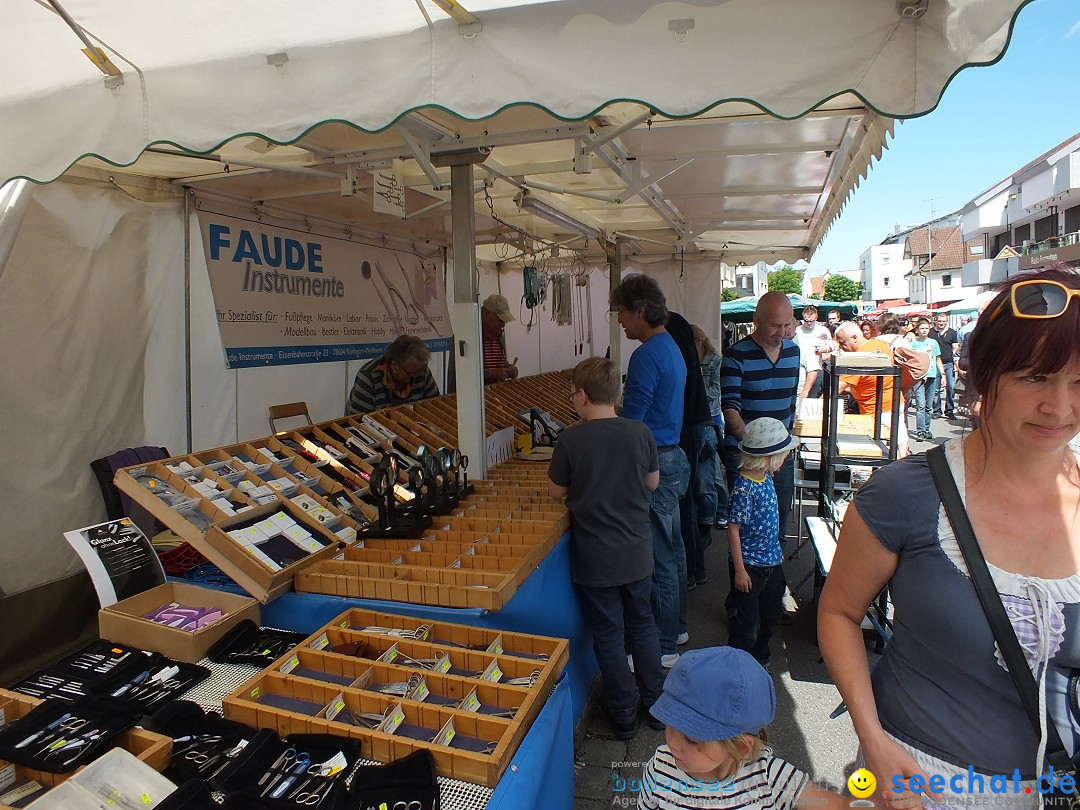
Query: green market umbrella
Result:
<box><xmin>721</xmin><ymin>294</ymin><xmax>858</xmax><ymax>324</ymax></box>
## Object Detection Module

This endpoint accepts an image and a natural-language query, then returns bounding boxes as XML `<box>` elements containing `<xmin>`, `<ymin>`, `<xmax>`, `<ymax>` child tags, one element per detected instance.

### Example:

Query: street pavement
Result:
<box><xmin>573</xmin><ymin>412</ymin><xmax>969</xmax><ymax>808</ymax></box>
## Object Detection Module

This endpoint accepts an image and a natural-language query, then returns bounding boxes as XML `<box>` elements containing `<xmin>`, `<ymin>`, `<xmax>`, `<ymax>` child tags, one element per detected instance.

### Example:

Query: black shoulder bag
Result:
<box><xmin>927</xmin><ymin>444</ymin><xmax>1078</xmax><ymax>809</ymax></box>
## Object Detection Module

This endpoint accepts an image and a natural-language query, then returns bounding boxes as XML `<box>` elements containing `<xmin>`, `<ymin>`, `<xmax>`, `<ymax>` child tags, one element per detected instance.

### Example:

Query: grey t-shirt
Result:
<box><xmin>548</xmin><ymin>417</ymin><xmax>658</xmax><ymax>588</ymax></box>
<box><xmin>855</xmin><ymin>442</ymin><xmax>1080</xmax><ymax>774</ymax></box>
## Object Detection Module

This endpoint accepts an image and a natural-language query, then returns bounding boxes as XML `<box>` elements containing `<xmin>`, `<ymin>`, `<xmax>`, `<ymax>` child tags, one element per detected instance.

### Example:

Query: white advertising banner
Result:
<box><xmin>197</xmin><ymin>207</ymin><xmax>452</xmax><ymax>368</ymax></box>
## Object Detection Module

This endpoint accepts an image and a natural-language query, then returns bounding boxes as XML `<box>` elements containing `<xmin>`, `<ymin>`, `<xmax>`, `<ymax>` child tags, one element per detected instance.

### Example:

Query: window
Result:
<box><xmin>970</xmin><ymin>245</ymin><xmax>984</xmax><ymax>256</ymax></box>
<box><xmin>882</xmin><ymin>255</ymin><xmax>890</xmax><ymax>263</ymax></box>
<box><xmin>883</xmin><ymin>277</ymin><xmax>890</xmax><ymax>286</ymax></box>
<box><xmin>942</xmin><ymin>273</ymin><xmax>953</xmax><ymax>287</ymax></box>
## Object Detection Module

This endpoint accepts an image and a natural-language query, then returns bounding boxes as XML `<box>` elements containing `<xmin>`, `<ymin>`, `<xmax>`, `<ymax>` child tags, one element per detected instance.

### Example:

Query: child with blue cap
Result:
<box><xmin>639</xmin><ymin>646</ymin><xmax>845</xmax><ymax>809</ymax></box>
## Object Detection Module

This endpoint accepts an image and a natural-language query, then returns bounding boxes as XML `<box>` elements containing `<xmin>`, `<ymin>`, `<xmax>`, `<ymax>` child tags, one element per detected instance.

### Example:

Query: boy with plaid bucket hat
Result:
<box><xmin>726</xmin><ymin>417</ymin><xmax>796</xmax><ymax>669</ymax></box>
<box><xmin>639</xmin><ymin>647</ymin><xmax>843</xmax><ymax>809</ymax></box>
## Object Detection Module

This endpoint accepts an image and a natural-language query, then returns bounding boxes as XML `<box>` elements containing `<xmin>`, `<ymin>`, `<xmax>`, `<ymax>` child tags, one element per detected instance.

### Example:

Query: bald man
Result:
<box><xmin>720</xmin><ymin>291</ymin><xmax>800</xmax><ymax>546</ymax></box>
<box><xmin>834</xmin><ymin>320</ymin><xmax>908</xmax><ymax>454</ymax></box>
<box><xmin>834</xmin><ymin>321</ymin><xmax>896</xmax><ymax>416</ymax></box>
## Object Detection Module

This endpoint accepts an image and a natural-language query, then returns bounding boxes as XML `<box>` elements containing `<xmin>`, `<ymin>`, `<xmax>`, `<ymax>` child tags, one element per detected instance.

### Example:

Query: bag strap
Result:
<box><xmin>926</xmin><ymin>444</ymin><xmax>1073</xmax><ymax>772</ymax></box>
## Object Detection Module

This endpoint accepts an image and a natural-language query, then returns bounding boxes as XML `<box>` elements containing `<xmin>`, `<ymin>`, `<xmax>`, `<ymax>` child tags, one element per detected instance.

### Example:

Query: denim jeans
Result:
<box><xmin>726</xmin><ymin>561</ymin><xmax>785</xmax><ymax>666</ymax></box>
<box><xmin>911</xmin><ymin>376</ymin><xmax>936</xmax><ymax>435</ymax></box>
<box><xmin>681</xmin><ymin>422</ymin><xmax>718</xmax><ymax>585</ymax></box>
<box><xmin>694</xmin><ymin>425</ymin><xmax>719</xmax><ymax>527</ymax></box>
<box><xmin>713</xmin><ymin>423</ymin><xmax>730</xmax><ymax>525</ymax></box>
<box><xmin>649</xmin><ymin>447</ymin><xmax>690</xmax><ymax>655</ymax></box>
<box><xmin>575</xmin><ymin>576</ymin><xmax>665</xmax><ymax>726</ymax></box>
<box><xmin>935</xmin><ymin>362</ymin><xmax>956</xmax><ymax>416</ymax></box>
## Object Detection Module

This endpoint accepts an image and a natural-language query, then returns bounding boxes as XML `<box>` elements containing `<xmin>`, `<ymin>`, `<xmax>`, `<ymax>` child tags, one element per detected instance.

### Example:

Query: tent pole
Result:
<box><xmin>449</xmin><ymin>161</ymin><xmax>486</xmax><ymax>477</ymax></box>
<box><xmin>608</xmin><ymin>238</ymin><xmax>623</xmax><ymax>371</ymax></box>
<box><xmin>183</xmin><ymin>190</ymin><xmax>193</xmax><ymax>453</ymax></box>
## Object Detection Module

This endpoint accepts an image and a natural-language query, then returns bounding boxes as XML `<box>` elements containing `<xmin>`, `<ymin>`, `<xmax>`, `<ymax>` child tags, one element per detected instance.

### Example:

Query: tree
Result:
<box><xmin>720</xmin><ymin>288</ymin><xmax>737</xmax><ymax>302</ymax></box>
<box><xmin>767</xmin><ymin>265</ymin><xmax>803</xmax><ymax>295</ymax></box>
<box><xmin>823</xmin><ymin>275</ymin><xmax>862</xmax><ymax>302</ymax></box>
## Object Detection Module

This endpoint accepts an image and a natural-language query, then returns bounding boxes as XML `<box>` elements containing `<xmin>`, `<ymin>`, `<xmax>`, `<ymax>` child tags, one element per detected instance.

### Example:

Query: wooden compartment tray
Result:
<box><xmin>222</xmin><ymin>608</ymin><xmax>567</xmax><ymax>787</ymax></box>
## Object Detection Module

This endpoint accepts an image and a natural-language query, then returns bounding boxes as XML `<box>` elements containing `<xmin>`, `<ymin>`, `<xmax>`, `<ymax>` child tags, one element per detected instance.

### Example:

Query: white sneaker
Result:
<box><xmin>661</xmin><ymin>653</ymin><xmax>680</xmax><ymax>669</ymax></box>
<box><xmin>676</xmin><ymin>632</ymin><xmax>690</xmax><ymax>646</ymax></box>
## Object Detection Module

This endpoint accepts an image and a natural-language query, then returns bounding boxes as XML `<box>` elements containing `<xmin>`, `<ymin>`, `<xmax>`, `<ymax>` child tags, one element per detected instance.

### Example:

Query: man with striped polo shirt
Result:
<box><xmin>720</xmin><ymin>292</ymin><xmax>800</xmax><ymax>549</ymax></box>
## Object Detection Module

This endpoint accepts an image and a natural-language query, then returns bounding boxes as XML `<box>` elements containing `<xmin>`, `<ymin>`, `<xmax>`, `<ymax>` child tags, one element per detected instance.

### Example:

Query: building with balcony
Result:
<box><xmin>960</xmin><ymin>132</ymin><xmax>1080</xmax><ymax>285</ymax></box>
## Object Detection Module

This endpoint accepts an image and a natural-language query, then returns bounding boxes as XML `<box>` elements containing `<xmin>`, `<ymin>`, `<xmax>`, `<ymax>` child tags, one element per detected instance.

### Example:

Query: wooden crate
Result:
<box><xmin>222</xmin><ymin>608</ymin><xmax>567</xmax><ymax>787</ymax></box>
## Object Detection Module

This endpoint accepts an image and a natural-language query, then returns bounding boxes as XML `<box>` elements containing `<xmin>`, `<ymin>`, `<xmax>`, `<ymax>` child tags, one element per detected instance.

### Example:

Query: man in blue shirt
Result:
<box><xmin>720</xmin><ymin>291</ymin><xmax>800</xmax><ymax>550</ymax></box>
<box><xmin>611</xmin><ymin>274</ymin><xmax>688</xmax><ymax>667</ymax></box>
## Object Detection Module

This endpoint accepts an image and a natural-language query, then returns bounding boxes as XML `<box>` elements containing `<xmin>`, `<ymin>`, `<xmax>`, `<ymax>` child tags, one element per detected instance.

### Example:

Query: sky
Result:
<box><xmin>806</xmin><ymin>0</ymin><xmax>1080</xmax><ymax>275</ymax></box>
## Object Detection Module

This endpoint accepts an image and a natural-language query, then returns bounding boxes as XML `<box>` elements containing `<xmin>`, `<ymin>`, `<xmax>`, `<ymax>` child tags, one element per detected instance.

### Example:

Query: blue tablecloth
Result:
<box><xmin>189</xmin><ymin>531</ymin><xmax>594</xmax><ymax>808</ymax></box>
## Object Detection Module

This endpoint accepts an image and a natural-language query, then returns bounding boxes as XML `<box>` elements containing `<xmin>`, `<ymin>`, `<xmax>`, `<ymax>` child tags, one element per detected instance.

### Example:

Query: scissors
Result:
<box><xmin>291</xmin><ymin>779</ymin><xmax>333</xmax><ymax>805</ymax></box>
<box><xmin>173</xmin><ymin>734</ymin><xmax>222</xmax><ymax>756</ymax></box>
<box><xmin>393</xmin><ymin>801</ymin><xmax>424</xmax><ymax>810</ymax></box>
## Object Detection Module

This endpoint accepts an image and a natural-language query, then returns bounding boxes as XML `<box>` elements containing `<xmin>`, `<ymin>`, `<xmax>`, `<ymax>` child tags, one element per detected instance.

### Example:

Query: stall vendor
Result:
<box><xmin>346</xmin><ymin>334</ymin><xmax>440</xmax><ymax>414</ymax></box>
<box><xmin>482</xmin><ymin>294</ymin><xmax>519</xmax><ymax>383</ymax></box>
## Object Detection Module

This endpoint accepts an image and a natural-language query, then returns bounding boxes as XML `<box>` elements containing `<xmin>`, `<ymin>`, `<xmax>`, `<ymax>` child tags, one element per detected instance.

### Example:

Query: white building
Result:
<box><xmin>858</xmin><ymin>243</ymin><xmax>910</xmax><ymax>303</ymax></box>
<box><xmin>734</xmin><ymin>261</ymin><xmax>771</xmax><ymax>296</ymax></box>
<box><xmin>960</xmin><ymin>133</ymin><xmax>1080</xmax><ymax>284</ymax></box>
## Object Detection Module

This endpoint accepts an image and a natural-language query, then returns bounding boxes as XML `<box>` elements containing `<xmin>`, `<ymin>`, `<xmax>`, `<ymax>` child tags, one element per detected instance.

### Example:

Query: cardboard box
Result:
<box><xmin>99</xmin><ymin>580</ymin><xmax>260</xmax><ymax>663</ymax></box>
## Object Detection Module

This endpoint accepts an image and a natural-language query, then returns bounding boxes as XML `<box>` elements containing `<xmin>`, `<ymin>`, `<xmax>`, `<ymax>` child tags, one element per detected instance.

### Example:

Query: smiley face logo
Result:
<box><xmin>848</xmin><ymin>768</ymin><xmax>877</xmax><ymax>799</ymax></box>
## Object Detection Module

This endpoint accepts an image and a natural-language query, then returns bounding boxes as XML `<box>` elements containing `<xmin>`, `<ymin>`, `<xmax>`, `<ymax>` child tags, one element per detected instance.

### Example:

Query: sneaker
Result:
<box><xmin>661</xmin><ymin>653</ymin><xmax>680</xmax><ymax>669</ymax></box>
<box><xmin>714</xmin><ymin>520</ymin><xmax>728</xmax><ymax>531</ymax></box>
<box><xmin>676</xmin><ymin>632</ymin><xmax>690</xmax><ymax>646</ymax></box>
<box><xmin>695</xmin><ymin>572</ymin><xmax>708</xmax><ymax>585</ymax></box>
<box><xmin>686</xmin><ymin>578</ymin><xmax>697</xmax><ymax>592</ymax></box>
<box><xmin>602</xmin><ymin>708</ymin><xmax>638</xmax><ymax>741</ymax></box>
<box><xmin>945</xmin><ymin>412</ymin><xmax>956</xmax><ymax>419</ymax></box>
<box><xmin>641</xmin><ymin>706</ymin><xmax>665</xmax><ymax>731</ymax></box>
<box><xmin>781</xmin><ymin>611</ymin><xmax>795</xmax><ymax>626</ymax></box>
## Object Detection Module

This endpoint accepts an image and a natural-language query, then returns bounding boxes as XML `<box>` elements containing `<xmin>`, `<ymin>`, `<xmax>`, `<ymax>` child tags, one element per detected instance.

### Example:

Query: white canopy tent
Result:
<box><xmin>2</xmin><ymin>0</ymin><xmax>1031</xmax><ymax>187</ymax></box>
<box><xmin>0</xmin><ymin>0</ymin><xmax>1035</xmax><ymax>679</ymax></box>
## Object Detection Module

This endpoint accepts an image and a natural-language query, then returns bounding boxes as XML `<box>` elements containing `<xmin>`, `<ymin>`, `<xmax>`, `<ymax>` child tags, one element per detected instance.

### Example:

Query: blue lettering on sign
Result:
<box><xmin>207</xmin><ymin>224</ymin><xmax>324</xmax><ymax>273</ymax></box>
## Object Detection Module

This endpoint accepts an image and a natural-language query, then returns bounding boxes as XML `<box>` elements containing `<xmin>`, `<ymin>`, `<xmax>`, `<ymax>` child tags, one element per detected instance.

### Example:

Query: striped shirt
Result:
<box><xmin>637</xmin><ymin>746</ymin><xmax>809</xmax><ymax>810</ymax></box>
<box><xmin>483</xmin><ymin>333</ymin><xmax>508</xmax><ymax>371</ymax></box>
<box><xmin>346</xmin><ymin>356</ymin><xmax>440</xmax><ymax>415</ymax></box>
<box><xmin>720</xmin><ymin>337</ymin><xmax>800</xmax><ymax>448</ymax></box>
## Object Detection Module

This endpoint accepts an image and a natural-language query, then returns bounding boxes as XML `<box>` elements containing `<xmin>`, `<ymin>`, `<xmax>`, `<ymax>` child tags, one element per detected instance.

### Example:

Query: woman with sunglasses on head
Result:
<box><xmin>818</xmin><ymin>265</ymin><xmax>1080</xmax><ymax>810</ymax></box>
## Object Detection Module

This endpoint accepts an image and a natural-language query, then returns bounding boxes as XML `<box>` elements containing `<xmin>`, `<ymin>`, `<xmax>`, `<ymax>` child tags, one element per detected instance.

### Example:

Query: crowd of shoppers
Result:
<box><xmin>548</xmin><ymin>266</ymin><xmax>1079</xmax><ymax>810</ymax></box>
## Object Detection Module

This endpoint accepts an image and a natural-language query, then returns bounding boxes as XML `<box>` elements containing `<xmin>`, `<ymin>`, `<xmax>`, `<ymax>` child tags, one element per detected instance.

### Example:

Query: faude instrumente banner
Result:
<box><xmin>197</xmin><ymin>207</ymin><xmax>452</xmax><ymax>369</ymax></box>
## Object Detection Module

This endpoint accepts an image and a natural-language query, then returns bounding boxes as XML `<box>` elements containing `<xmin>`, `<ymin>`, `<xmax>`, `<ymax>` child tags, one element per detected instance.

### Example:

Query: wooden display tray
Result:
<box><xmin>110</xmin><ymin>371</ymin><xmax>574</xmax><ymax>610</ymax></box>
<box><xmin>794</xmin><ymin>413</ymin><xmax>892</xmax><ymax>439</ymax></box>
<box><xmin>222</xmin><ymin>608</ymin><xmax>567</xmax><ymax>787</ymax></box>
<box><xmin>296</xmin><ymin>515</ymin><xmax>567</xmax><ymax>609</ymax></box>
<box><xmin>114</xmin><ymin>464</ymin><xmax>343</xmax><ymax>603</ymax></box>
<box><xmin>0</xmin><ymin>689</ymin><xmax>172</xmax><ymax>804</ymax></box>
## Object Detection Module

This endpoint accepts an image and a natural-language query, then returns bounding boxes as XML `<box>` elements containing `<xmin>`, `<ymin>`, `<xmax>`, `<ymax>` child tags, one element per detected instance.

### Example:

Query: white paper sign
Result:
<box><xmin>63</xmin><ymin>518</ymin><xmax>166</xmax><ymax>607</ymax></box>
<box><xmin>484</xmin><ymin>427</ymin><xmax>516</xmax><ymax>469</ymax></box>
<box><xmin>372</xmin><ymin>170</ymin><xmax>407</xmax><ymax>219</ymax></box>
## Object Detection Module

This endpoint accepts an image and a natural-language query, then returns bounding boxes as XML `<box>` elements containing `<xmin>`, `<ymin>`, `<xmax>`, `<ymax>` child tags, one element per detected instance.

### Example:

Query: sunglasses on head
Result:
<box><xmin>988</xmin><ymin>279</ymin><xmax>1080</xmax><ymax>323</ymax></box>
